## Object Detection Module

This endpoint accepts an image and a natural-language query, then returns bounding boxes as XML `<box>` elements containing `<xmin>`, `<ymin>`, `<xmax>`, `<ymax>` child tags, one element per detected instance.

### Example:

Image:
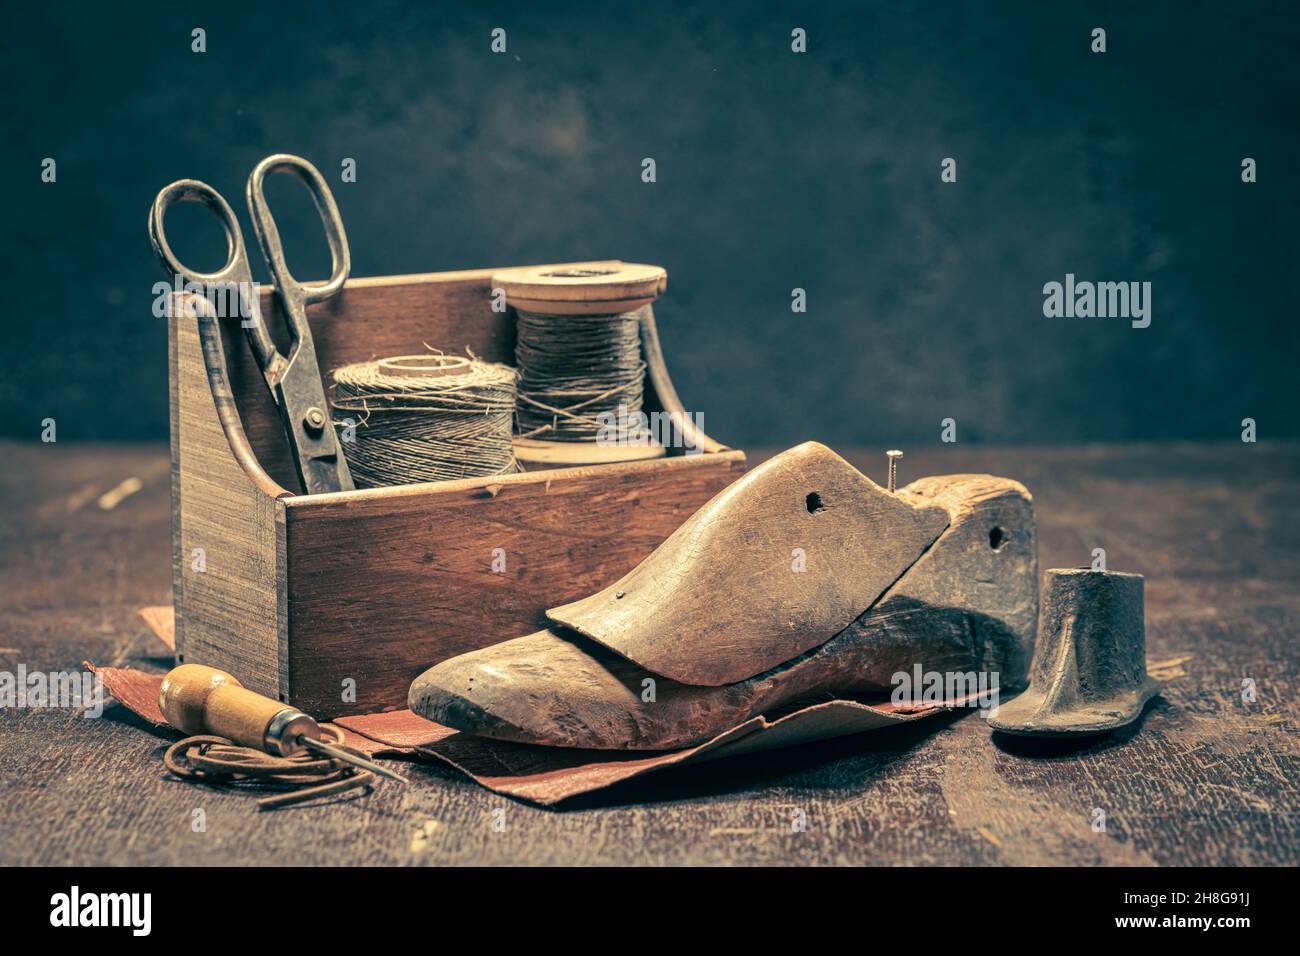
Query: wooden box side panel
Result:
<box><xmin>169</xmin><ymin>296</ymin><xmax>287</xmax><ymax>700</ymax></box>
<box><xmin>283</xmin><ymin>451</ymin><xmax>747</xmax><ymax>718</ymax></box>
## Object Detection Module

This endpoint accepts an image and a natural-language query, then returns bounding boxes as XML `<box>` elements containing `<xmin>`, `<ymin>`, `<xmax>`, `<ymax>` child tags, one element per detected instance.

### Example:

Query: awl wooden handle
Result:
<box><xmin>158</xmin><ymin>663</ymin><xmax>313</xmax><ymax>753</ymax></box>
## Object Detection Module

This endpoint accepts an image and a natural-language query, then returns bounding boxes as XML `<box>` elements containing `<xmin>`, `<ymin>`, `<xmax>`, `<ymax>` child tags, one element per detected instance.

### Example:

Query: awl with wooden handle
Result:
<box><xmin>158</xmin><ymin>664</ymin><xmax>408</xmax><ymax>784</ymax></box>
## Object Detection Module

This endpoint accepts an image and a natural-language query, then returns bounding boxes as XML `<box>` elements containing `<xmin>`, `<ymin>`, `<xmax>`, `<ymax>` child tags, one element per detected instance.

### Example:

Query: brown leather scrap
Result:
<box><xmin>379</xmin><ymin>698</ymin><xmax>955</xmax><ymax>805</ymax></box>
<box><xmin>87</xmin><ymin>662</ymin><xmax>168</xmax><ymax>725</ymax></box>
<box><xmin>93</xmin><ymin>657</ymin><xmax>964</xmax><ymax>806</ymax></box>
<box><xmin>138</xmin><ymin>605</ymin><xmax>176</xmax><ymax>651</ymax></box>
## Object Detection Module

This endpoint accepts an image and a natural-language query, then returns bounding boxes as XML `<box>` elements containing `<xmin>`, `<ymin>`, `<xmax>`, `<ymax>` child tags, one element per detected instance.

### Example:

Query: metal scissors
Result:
<box><xmin>148</xmin><ymin>154</ymin><xmax>354</xmax><ymax>494</ymax></box>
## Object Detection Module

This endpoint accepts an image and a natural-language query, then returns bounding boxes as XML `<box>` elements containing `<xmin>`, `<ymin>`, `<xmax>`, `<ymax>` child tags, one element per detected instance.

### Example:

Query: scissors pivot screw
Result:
<box><xmin>304</xmin><ymin>407</ymin><xmax>327</xmax><ymax>434</ymax></box>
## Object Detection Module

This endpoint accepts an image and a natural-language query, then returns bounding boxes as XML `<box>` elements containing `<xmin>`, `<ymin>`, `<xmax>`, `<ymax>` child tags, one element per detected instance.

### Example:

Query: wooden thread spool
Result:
<box><xmin>493</xmin><ymin>262</ymin><xmax>667</xmax><ymax>315</ymax></box>
<box><xmin>493</xmin><ymin>262</ymin><xmax>669</xmax><ymax>467</ymax></box>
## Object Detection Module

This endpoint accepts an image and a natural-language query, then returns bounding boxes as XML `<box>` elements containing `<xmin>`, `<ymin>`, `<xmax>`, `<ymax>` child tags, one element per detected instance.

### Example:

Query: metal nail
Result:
<box><xmin>886</xmin><ymin>450</ymin><xmax>903</xmax><ymax>493</ymax></box>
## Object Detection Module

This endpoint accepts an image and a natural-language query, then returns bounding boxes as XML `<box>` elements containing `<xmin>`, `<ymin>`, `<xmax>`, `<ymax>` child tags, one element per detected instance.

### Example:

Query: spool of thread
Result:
<box><xmin>513</xmin><ymin>308</ymin><xmax>645</xmax><ymax>441</ymax></box>
<box><xmin>329</xmin><ymin>353</ymin><xmax>519</xmax><ymax>486</ymax></box>
<box><xmin>492</xmin><ymin>262</ymin><xmax>669</xmax><ymax>466</ymax></box>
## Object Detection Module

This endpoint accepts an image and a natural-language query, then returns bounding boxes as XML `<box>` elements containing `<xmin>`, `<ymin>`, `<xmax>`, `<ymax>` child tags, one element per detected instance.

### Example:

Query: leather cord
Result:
<box><xmin>163</xmin><ymin>726</ymin><xmax>374</xmax><ymax>811</ymax></box>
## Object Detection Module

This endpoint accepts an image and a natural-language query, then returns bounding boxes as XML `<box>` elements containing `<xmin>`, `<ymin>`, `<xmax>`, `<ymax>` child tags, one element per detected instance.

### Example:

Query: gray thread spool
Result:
<box><xmin>491</xmin><ymin>262</ymin><xmax>668</xmax><ymax>452</ymax></box>
<box><xmin>329</xmin><ymin>353</ymin><xmax>519</xmax><ymax>487</ymax></box>
<box><xmin>513</xmin><ymin>308</ymin><xmax>647</xmax><ymax>441</ymax></box>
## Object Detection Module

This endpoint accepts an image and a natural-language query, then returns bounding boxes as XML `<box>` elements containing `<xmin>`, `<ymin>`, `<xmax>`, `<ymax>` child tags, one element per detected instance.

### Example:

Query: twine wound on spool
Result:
<box><xmin>330</xmin><ymin>352</ymin><xmax>519</xmax><ymax>486</ymax></box>
<box><xmin>514</xmin><ymin>308</ymin><xmax>647</xmax><ymax>441</ymax></box>
<box><xmin>493</xmin><ymin>262</ymin><xmax>668</xmax><ymax>448</ymax></box>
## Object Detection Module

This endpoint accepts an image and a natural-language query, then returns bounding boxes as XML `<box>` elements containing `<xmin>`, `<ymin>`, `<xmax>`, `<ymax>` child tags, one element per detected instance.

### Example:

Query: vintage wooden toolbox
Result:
<box><xmin>167</xmin><ymin>262</ymin><xmax>746</xmax><ymax>718</ymax></box>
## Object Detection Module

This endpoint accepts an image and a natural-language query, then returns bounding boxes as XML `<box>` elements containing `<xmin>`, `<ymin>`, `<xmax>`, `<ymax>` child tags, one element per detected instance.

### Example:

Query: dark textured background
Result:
<box><xmin>4</xmin><ymin>0</ymin><xmax>1297</xmax><ymax>446</ymax></box>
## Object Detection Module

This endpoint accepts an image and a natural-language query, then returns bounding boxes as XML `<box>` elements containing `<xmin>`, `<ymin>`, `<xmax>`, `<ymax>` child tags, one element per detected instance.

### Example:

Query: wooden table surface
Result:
<box><xmin>1</xmin><ymin>440</ymin><xmax>1296</xmax><ymax>866</ymax></box>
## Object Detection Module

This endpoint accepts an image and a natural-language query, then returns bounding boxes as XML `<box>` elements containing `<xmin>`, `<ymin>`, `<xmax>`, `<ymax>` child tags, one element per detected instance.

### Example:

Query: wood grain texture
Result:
<box><xmin>1</xmin><ymin>441</ymin><xmax>1296</xmax><ymax>866</ymax></box>
<box><xmin>169</xmin><ymin>293</ymin><xmax>286</xmax><ymax>702</ymax></box>
<box><xmin>170</xmin><ymin>266</ymin><xmax>742</xmax><ymax>717</ymax></box>
<box><xmin>283</xmin><ymin>450</ymin><xmax>746</xmax><ymax>717</ymax></box>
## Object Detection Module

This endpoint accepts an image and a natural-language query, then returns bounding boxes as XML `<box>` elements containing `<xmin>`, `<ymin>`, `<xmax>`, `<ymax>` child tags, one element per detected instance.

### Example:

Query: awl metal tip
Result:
<box><xmin>300</xmin><ymin>736</ymin><xmax>410</xmax><ymax>784</ymax></box>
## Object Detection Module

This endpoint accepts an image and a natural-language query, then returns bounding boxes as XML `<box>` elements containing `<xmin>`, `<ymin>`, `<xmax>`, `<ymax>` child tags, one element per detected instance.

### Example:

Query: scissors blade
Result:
<box><xmin>274</xmin><ymin>351</ymin><xmax>354</xmax><ymax>494</ymax></box>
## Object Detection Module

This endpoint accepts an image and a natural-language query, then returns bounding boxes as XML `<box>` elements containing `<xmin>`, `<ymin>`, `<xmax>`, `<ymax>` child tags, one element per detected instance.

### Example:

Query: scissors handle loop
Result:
<box><xmin>246</xmin><ymin>154</ymin><xmax>351</xmax><ymax>311</ymax></box>
<box><xmin>148</xmin><ymin>180</ymin><xmax>252</xmax><ymax>289</ymax></box>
